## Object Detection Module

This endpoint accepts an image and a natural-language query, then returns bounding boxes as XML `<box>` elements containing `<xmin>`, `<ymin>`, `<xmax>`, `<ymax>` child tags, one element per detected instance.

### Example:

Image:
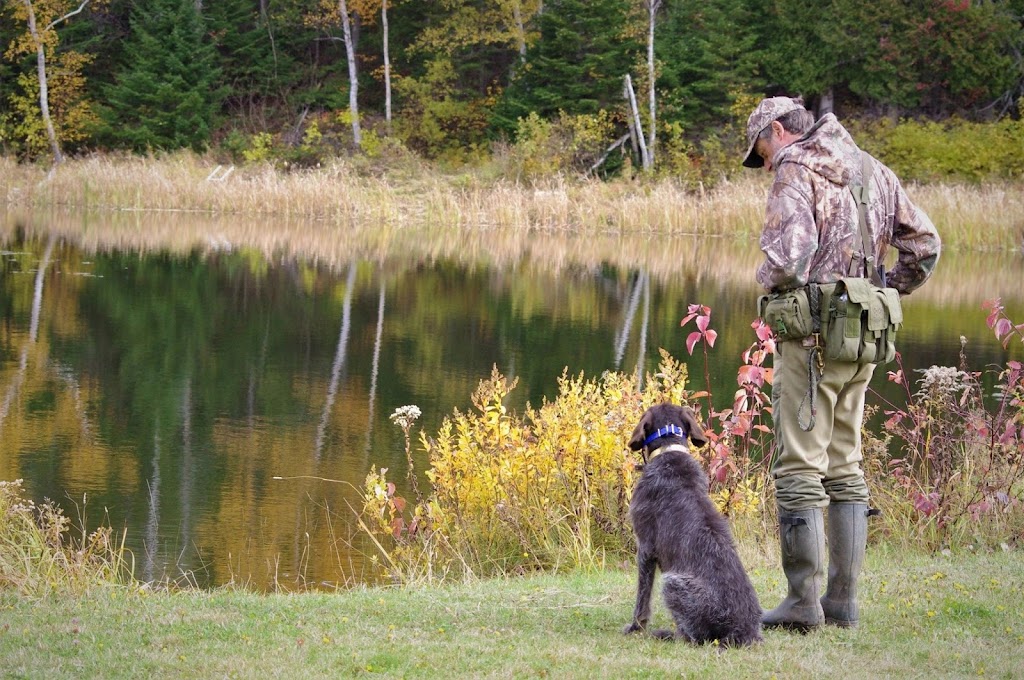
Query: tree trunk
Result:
<box><xmin>513</xmin><ymin>0</ymin><xmax>527</xmax><ymax>59</ymax></box>
<box><xmin>22</xmin><ymin>0</ymin><xmax>65</xmax><ymax>166</ymax></box>
<box><xmin>382</xmin><ymin>0</ymin><xmax>391</xmax><ymax>128</ymax></box>
<box><xmin>646</xmin><ymin>0</ymin><xmax>661</xmax><ymax>170</ymax></box>
<box><xmin>339</xmin><ymin>0</ymin><xmax>361</xmax><ymax>146</ymax></box>
<box><xmin>818</xmin><ymin>88</ymin><xmax>835</xmax><ymax>117</ymax></box>
<box><xmin>624</xmin><ymin>74</ymin><xmax>649</xmax><ymax>170</ymax></box>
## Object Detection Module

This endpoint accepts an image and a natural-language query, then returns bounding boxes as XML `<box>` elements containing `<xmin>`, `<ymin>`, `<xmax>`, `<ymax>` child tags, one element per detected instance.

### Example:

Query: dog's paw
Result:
<box><xmin>651</xmin><ymin>628</ymin><xmax>676</xmax><ymax>641</ymax></box>
<box><xmin>622</xmin><ymin>621</ymin><xmax>646</xmax><ymax>635</ymax></box>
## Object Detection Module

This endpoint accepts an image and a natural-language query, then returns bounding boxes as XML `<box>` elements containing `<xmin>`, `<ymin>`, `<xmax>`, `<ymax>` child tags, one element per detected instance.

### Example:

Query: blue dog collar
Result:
<box><xmin>643</xmin><ymin>424</ymin><xmax>685</xmax><ymax>446</ymax></box>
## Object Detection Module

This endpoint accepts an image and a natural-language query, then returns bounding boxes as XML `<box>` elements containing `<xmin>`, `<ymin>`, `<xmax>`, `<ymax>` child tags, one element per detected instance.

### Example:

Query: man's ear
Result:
<box><xmin>770</xmin><ymin>119</ymin><xmax>786</xmax><ymax>139</ymax></box>
<box><xmin>628</xmin><ymin>409</ymin><xmax>652</xmax><ymax>451</ymax></box>
<box><xmin>681</xmin><ymin>407</ymin><xmax>708</xmax><ymax>448</ymax></box>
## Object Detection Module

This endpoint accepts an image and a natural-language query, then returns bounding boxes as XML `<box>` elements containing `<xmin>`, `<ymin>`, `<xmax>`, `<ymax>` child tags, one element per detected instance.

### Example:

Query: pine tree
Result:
<box><xmin>656</xmin><ymin>0</ymin><xmax>763</xmax><ymax>136</ymax></box>
<box><xmin>101</xmin><ymin>0</ymin><xmax>223</xmax><ymax>152</ymax></box>
<box><xmin>493</xmin><ymin>0</ymin><xmax>640</xmax><ymax>134</ymax></box>
<box><xmin>205</xmin><ymin>0</ymin><xmax>300</xmax><ymax>124</ymax></box>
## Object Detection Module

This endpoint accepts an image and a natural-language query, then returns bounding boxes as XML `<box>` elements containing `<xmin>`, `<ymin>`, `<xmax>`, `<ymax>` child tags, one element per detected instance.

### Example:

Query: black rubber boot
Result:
<box><xmin>762</xmin><ymin>507</ymin><xmax>826</xmax><ymax>631</ymax></box>
<box><xmin>821</xmin><ymin>502</ymin><xmax>869</xmax><ymax>628</ymax></box>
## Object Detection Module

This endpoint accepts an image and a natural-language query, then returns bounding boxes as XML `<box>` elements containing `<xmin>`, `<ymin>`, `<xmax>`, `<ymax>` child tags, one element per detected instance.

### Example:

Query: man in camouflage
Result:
<box><xmin>744</xmin><ymin>96</ymin><xmax>941</xmax><ymax>630</ymax></box>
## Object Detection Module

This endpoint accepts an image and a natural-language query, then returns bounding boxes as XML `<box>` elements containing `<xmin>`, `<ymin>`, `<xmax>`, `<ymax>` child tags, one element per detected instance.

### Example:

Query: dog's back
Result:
<box><xmin>631</xmin><ymin>450</ymin><xmax>762</xmax><ymax>645</ymax></box>
<box><xmin>625</xmin><ymin>403</ymin><xmax>762</xmax><ymax>646</ymax></box>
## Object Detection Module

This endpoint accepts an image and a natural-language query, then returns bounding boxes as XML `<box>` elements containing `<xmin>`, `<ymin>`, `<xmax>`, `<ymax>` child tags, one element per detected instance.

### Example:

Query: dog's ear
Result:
<box><xmin>628</xmin><ymin>408</ymin><xmax>654</xmax><ymax>450</ymax></box>
<box><xmin>680</xmin><ymin>406</ymin><xmax>708</xmax><ymax>448</ymax></box>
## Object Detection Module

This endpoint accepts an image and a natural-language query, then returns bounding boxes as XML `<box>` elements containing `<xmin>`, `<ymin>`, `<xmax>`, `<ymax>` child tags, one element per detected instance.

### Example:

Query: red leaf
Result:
<box><xmin>999</xmin><ymin>421</ymin><xmax>1017</xmax><ymax>446</ymax></box>
<box><xmin>697</xmin><ymin>315</ymin><xmax>711</xmax><ymax>333</ymax></box>
<box><xmin>680</xmin><ymin>313</ymin><xmax>697</xmax><ymax>327</ymax></box>
<box><xmin>391</xmin><ymin>517</ymin><xmax>406</xmax><ymax>538</ymax></box>
<box><xmin>996</xmin><ymin>318</ymin><xmax>1012</xmax><ymax>338</ymax></box>
<box><xmin>704</xmin><ymin>329</ymin><xmax>718</xmax><ymax>347</ymax></box>
<box><xmin>686</xmin><ymin>331</ymin><xmax>702</xmax><ymax>355</ymax></box>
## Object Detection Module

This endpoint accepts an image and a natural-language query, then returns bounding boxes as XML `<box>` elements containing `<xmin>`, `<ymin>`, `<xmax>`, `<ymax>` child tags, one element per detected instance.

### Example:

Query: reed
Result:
<box><xmin>0</xmin><ymin>480</ymin><xmax>134</xmax><ymax>595</ymax></box>
<box><xmin>5</xmin><ymin>153</ymin><xmax>1019</xmax><ymax>249</ymax></box>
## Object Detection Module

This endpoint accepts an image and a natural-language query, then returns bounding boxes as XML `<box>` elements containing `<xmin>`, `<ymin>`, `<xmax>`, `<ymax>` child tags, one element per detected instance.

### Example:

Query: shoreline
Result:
<box><xmin>4</xmin><ymin>154</ymin><xmax>1022</xmax><ymax>252</ymax></box>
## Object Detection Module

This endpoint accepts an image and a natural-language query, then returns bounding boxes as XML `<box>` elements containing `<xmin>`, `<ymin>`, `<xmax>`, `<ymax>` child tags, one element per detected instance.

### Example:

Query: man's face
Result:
<box><xmin>753</xmin><ymin>121</ymin><xmax>799</xmax><ymax>173</ymax></box>
<box><xmin>753</xmin><ymin>136</ymin><xmax>776</xmax><ymax>173</ymax></box>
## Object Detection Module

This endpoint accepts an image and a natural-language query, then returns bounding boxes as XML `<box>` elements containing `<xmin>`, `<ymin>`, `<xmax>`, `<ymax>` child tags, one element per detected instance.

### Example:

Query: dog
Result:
<box><xmin>622</xmin><ymin>403</ymin><xmax>762</xmax><ymax>646</ymax></box>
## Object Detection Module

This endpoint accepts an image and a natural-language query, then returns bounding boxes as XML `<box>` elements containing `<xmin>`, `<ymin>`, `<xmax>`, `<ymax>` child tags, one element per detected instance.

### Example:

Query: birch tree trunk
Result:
<box><xmin>382</xmin><ymin>0</ymin><xmax>391</xmax><ymax>128</ymax></box>
<box><xmin>646</xmin><ymin>0</ymin><xmax>662</xmax><ymax>170</ymax></box>
<box><xmin>512</xmin><ymin>0</ymin><xmax>527</xmax><ymax>60</ymax></box>
<box><xmin>339</xmin><ymin>0</ymin><xmax>362</xmax><ymax>146</ymax></box>
<box><xmin>624</xmin><ymin>74</ymin><xmax>649</xmax><ymax>170</ymax></box>
<box><xmin>22</xmin><ymin>0</ymin><xmax>65</xmax><ymax>166</ymax></box>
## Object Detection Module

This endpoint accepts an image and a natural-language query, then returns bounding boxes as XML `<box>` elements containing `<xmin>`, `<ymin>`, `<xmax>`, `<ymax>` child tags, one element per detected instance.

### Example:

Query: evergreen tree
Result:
<box><xmin>656</xmin><ymin>0</ymin><xmax>763</xmax><ymax>136</ymax></box>
<box><xmin>493</xmin><ymin>0</ymin><xmax>641</xmax><ymax>134</ymax></box>
<box><xmin>100</xmin><ymin>0</ymin><xmax>223</xmax><ymax>152</ymax></box>
<box><xmin>205</xmin><ymin>0</ymin><xmax>301</xmax><ymax>127</ymax></box>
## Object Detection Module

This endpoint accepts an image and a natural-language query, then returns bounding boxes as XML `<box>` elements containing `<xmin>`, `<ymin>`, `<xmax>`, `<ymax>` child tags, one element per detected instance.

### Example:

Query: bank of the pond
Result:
<box><xmin>3</xmin><ymin>154</ymin><xmax>1022</xmax><ymax>251</ymax></box>
<box><xmin>1</xmin><ymin>548</ymin><xmax>1021</xmax><ymax>679</ymax></box>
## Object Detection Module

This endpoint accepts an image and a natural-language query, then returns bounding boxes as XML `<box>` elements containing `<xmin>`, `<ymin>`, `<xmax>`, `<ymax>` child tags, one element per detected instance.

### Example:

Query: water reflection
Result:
<box><xmin>1</xmin><ymin>214</ymin><xmax>1021</xmax><ymax>590</ymax></box>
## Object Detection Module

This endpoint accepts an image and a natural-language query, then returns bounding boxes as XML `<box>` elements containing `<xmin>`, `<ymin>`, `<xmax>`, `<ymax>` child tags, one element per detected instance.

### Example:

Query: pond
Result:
<box><xmin>1</xmin><ymin>211</ymin><xmax>1021</xmax><ymax>590</ymax></box>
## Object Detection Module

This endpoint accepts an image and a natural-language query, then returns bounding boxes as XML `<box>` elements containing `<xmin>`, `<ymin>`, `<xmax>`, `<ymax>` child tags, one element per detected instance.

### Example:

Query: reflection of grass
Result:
<box><xmin>4</xmin><ymin>153</ymin><xmax>1021</xmax><ymax>250</ymax></box>
<box><xmin>3</xmin><ymin>208</ymin><xmax>1021</xmax><ymax>314</ymax></box>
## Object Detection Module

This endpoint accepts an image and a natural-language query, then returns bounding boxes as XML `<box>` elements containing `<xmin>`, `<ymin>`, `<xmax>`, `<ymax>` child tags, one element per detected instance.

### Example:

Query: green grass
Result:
<box><xmin>1</xmin><ymin>548</ymin><xmax>1022</xmax><ymax>679</ymax></box>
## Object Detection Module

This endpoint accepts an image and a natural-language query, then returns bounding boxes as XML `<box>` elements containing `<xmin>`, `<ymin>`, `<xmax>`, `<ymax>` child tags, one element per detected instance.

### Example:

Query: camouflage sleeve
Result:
<box><xmin>756</xmin><ymin>163</ymin><xmax>819</xmax><ymax>292</ymax></box>
<box><xmin>884</xmin><ymin>179</ymin><xmax>941</xmax><ymax>295</ymax></box>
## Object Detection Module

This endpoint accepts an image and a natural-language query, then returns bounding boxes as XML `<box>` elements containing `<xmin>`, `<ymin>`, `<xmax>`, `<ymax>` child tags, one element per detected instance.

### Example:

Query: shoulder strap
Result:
<box><xmin>850</xmin><ymin>151</ymin><xmax>885</xmax><ymax>287</ymax></box>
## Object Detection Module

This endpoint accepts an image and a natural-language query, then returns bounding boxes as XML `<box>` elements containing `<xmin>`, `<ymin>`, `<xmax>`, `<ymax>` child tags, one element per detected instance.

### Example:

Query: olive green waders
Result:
<box><xmin>820</xmin><ymin>502</ymin><xmax>870</xmax><ymax>627</ymax></box>
<box><xmin>762</xmin><ymin>507</ymin><xmax>825</xmax><ymax>630</ymax></box>
<box><xmin>764</xmin><ymin>340</ymin><xmax>873</xmax><ymax>629</ymax></box>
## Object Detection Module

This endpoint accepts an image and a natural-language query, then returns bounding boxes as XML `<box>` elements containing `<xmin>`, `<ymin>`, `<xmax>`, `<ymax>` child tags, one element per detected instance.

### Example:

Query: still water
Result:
<box><xmin>1</xmin><ymin>214</ymin><xmax>1021</xmax><ymax>590</ymax></box>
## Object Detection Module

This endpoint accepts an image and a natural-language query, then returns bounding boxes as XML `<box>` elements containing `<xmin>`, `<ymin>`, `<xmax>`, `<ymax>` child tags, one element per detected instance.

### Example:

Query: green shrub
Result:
<box><xmin>851</xmin><ymin>105</ymin><xmax>1024</xmax><ymax>183</ymax></box>
<box><xmin>362</xmin><ymin>352</ymin><xmax>710</xmax><ymax>583</ymax></box>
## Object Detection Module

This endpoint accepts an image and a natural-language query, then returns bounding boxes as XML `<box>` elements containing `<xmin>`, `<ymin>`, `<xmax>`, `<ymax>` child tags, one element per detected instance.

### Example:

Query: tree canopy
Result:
<box><xmin>1</xmin><ymin>0</ymin><xmax>1021</xmax><ymax>165</ymax></box>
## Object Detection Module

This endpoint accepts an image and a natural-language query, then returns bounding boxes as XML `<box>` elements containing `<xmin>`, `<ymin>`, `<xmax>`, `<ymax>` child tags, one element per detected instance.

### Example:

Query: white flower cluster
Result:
<box><xmin>917</xmin><ymin>365</ymin><xmax>970</xmax><ymax>396</ymax></box>
<box><xmin>390</xmin><ymin>405</ymin><xmax>422</xmax><ymax>429</ymax></box>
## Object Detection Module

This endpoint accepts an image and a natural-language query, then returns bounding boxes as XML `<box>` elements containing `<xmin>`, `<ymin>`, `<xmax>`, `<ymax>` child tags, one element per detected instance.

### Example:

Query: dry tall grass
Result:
<box><xmin>9</xmin><ymin>152</ymin><xmax>973</xmax><ymax>242</ymax></box>
<box><xmin>6</xmin><ymin>153</ymin><xmax>1019</xmax><ymax>250</ymax></box>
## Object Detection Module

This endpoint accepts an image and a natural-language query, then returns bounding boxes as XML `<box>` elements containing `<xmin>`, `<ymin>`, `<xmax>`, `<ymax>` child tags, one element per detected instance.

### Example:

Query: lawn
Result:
<box><xmin>2</xmin><ymin>547</ymin><xmax>1022</xmax><ymax>679</ymax></box>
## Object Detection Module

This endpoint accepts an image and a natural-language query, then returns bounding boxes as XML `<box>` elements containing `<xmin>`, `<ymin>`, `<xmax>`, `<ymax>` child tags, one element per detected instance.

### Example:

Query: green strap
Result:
<box><xmin>850</xmin><ymin>152</ymin><xmax>885</xmax><ymax>288</ymax></box>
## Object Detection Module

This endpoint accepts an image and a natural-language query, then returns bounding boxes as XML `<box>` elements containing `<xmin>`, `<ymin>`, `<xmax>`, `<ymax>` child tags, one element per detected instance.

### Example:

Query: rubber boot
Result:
<box><xmin>821</xmin><ymin>502</ymin><xmax>869</xmax><ymax>628</ymax></box>
<box><xmin>762</xmin><ymin>507</ymin><xmax>825</xmax><ymax>631</ymax></box>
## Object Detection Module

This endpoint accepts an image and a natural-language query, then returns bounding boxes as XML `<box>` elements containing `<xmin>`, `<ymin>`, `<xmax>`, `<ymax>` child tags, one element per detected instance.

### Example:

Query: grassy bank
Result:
<box><xmin>3</xmin><ymin>154</ymin><xmax>1023</xmax><ymax>251</ymax></box>
<box><xmin>1</xmin><ymin>548</ymin><xmax>1022</xmax><ymax>679</ymax></box>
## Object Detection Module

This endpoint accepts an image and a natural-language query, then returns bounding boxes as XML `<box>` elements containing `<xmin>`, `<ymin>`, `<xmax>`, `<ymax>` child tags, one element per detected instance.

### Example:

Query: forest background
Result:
<box><xmin>2</xmin><ymin>0</ymin><xmax>1024</xmax><ymax>183</ymax></box>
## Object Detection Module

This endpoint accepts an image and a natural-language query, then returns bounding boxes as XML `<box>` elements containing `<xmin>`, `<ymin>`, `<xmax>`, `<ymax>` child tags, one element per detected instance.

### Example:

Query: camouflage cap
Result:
<box><xmin>742</xmin><ymin>96</ymin><xmax>806</xmax><ymax>168</ymax></box>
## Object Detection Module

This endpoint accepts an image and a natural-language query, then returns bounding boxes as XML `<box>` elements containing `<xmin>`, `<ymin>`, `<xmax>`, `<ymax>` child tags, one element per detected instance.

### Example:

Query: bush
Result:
<box><xmin>359</xmin><ymin>301</ymin><xmax>1024</xmax><ymax>585</ymax></box>
<box><xmin>864</xmin><ymin>301</ymin><xmax>1024</xmax><ymax>551</ymax></box>
<box><xmin>851</xmin><ymin>105</ymin><xmax>1024</xmax><ymax>183</ymax></box>
<box><xmin>362</xmin><ymin>352</ymin><xmax>708</xmax><ymax>583</ymax></box>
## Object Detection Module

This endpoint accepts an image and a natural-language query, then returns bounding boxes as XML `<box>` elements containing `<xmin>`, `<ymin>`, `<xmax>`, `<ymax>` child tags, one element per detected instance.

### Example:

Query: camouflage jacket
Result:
<box><xmin>756</xmin><ymin>114</ymin><xmax>941</xmax><ymax>295</ymax></box>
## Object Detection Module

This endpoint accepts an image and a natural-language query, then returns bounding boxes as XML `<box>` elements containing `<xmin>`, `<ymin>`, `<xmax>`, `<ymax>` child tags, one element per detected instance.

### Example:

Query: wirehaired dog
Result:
<box><xmin>623</xmin><ymin>403</ymin><xmax>762</xmax><ymax>646</ymax></box>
